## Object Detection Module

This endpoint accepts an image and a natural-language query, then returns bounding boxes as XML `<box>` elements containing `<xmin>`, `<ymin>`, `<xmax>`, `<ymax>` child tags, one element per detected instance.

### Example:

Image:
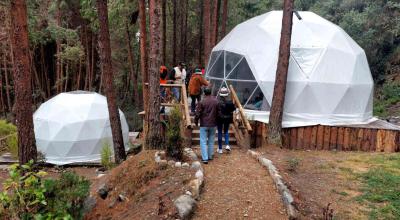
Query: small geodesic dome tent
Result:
<box><xmin>206</xmin><ymin>11</ymin><xmax>374</xmax><ymax>127</ymax></box>
<box><xmin>33</xmin><ymin>91</ymin><xmax>129</xmax><ymax>165</ymax></box>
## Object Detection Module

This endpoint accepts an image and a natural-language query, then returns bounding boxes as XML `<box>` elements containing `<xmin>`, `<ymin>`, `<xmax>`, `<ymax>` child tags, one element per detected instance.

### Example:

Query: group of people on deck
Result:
<box><xmin>159</xmin><ymin>62</ymin><xmax>236</xmax><ymax>164</ymax></box>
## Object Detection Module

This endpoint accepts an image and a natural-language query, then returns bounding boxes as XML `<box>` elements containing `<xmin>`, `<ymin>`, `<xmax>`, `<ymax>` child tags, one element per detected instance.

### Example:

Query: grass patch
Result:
<box><xmin>373</xmin><ymin>83</ymin><xmax>400</xmax><ymax>117</ymax></box>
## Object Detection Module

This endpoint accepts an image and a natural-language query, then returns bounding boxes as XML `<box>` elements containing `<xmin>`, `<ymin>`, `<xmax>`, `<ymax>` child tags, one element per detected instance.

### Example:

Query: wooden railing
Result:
<box><xmin>229</xmin><ymin>85</ymin><xmax>253</xmax><ymax>148</ymax></box>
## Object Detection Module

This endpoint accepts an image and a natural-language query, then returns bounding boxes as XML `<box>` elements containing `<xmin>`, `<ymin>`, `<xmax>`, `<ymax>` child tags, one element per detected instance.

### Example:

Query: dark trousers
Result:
<box><xmin>217</xmin><ymin>121</ymin><xmax>230</xmax><ymax>149</ymax></box>
<box><xmin>190</xmin><ymin>95</ymin><xmax>201</xmax><ymax>113</ymax></box>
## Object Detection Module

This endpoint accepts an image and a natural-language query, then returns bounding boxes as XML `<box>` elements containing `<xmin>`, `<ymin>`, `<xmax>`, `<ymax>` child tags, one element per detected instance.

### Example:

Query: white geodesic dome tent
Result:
<box><xmin>33</xmin><ymin>91</ymin><xmax>129</xmax><ymax>165</ymax></box>
<box><xmin>206</xmin><ymin>11</ymin><xmax>375</xmax><ymax>127</ymax></box>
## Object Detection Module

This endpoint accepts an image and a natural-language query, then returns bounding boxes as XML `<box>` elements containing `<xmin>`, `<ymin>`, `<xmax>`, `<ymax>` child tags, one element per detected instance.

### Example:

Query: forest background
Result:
<box><xmin>0</xmin><ymin>0</ymin><xmax>399</xmax><ymax>131</ymax></box>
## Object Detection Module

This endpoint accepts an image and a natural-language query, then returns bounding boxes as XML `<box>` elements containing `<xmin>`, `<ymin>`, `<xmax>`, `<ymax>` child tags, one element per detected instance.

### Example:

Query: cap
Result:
<box><xmin>219</xmin><ymin>87</ymin><xmax>230</xmax><ymax>97</ymax></box>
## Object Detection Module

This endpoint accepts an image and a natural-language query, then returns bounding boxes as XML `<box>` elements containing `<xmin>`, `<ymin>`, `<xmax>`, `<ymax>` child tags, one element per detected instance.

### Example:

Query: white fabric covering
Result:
<box><xmin>33</xmin><ymin>91</ymin><xmax>129</xmax><ymax>165</ymax></box>
<box><xmin>206</xmin><ymin>11</ymin><xmax>374</xmax><ymax>127</ymax></box>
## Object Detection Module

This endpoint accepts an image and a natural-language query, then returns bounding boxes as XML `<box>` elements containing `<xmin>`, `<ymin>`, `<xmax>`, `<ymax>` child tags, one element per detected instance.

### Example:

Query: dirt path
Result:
<box><xmin>193</xmin><ymin>148</ymin><xmax>287</xmax><ymax>220</ymax></box>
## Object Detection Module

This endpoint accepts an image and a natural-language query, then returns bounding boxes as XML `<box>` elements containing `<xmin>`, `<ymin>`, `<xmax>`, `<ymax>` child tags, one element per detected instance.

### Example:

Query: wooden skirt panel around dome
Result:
<box><xmin>250</xmin><ymin>120</ymin><xmax>400</xmax><ymax>153</ymax></box>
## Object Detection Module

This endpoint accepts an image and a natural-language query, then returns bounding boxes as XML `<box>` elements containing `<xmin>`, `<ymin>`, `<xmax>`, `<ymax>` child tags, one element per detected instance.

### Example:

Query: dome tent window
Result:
<box><xmin>206</xmin><ymin>11</ymin><xmax>374</xmax><ymax>128</ymax></box>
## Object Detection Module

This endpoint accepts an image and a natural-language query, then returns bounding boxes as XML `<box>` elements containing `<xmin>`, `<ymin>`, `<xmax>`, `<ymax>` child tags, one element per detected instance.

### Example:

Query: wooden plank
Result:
<box><xmin>349</xmin><ymin>128</ymin><xmax>358</xmax><ymax>151</ymax></box>
<box><xmin>356</xmin><ymin>129</ymin><xmax>364</xmax><ymax>151</ymax></box>
<box><xmin>343</xmin><ymin>127</ymin><xmax>351</xmax><ymax>151</ymax></box>
<box><xmin>229</xmin><ymin>85</ymin><xmax>252</xmax><ymax>131</ymax></box>
<box><xmin>384</xmin><ymin>131</ymin><xmax>396</xmax><ymax>153</ymax></box>
<box><xmin>310</xmin><ymin>126</ymin><xmax>318</xmax><ymax>150</ymax></box>
<box><xmin>316</xmin><ymin>125</ymin><xmax>324</xmax><ymax>150</ymax></box>
<box><xmin>181</xmin><ymin>84</ymin><xmax>192</xmax><ymax>128</ymax></box>
<box><xmin>303</xmin><ymin>126</ymin><xmax>312</xmax><ymax>150</ymax></box>
<box><xmin>362</xmin><ymin>129</ymin><xmax>371</xmax><ymax>151</ymax></box>
<box><xmin>282</xmin><ymin>129</ymin><xmax>290</xmax><ymax>148</ymax></box>
<box><xmin>376</xmin><ymin>129</ymin><xmax>385</xmax><ymax>152</ymax></box>
<box><xmin>370</xmin><ymin>129</ymin><xmax>377</xmax><ymax>152</ymax></box>
<box><xmin>329</xmin><ymin>127</ymin><xmax>338</xmax><ymax>150</ymax></box>
<box><xmin>297</xmin><ymin>127</ymin><xmax>304</xmax><ymax>150</ymax></box>
<box><xmin>396</xmin><ymin>131</ymin><xmax>400</xmax><ymax>152</ymax></box>
<box><xmin>337</xmin><ymin>127</ymin><xmax>344</xmax><ymax>151</ymax></box>
<box><xmin>290</xmin><ymin>128</ymin><xmax>297</xmax><ymax>150</ymax></box>
<box><xmin>323</xmin><ymin>126</ymin><xmax>331</xmax><ymax>150</ymax></box>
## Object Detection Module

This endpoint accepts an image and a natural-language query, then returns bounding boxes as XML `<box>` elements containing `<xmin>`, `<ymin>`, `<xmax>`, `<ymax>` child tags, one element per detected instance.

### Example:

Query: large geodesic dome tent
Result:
<box><xmin>33</xmin><ymin>91</ymin><xmax>129</xmax><ymax>165</ymax></box>
<box><xmin>206</xmin><ymin>11</ymin><xmax>374</xmax><ymax>127</ymax></box>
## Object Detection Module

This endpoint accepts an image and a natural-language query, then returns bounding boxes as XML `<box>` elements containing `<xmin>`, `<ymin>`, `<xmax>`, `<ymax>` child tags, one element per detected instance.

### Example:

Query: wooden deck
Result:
<box><xmin>251</xmin><ymin>120</ymin><xmax>400</xmax><ymax>152</ymax></box>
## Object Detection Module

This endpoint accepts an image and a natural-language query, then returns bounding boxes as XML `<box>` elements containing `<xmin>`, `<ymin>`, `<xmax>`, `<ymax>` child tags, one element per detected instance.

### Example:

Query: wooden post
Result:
<box><xmin>267</xmin><ymin>0</ymin><xmax>294</xmax><ymax>146</ymax></box>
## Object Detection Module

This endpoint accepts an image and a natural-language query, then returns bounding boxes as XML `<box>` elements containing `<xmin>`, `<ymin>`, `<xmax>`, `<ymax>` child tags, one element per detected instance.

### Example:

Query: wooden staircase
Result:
<box><xmin>190</xmin><ymin>116</ymin><xmax>237</xmax><ymax>146</ymax></box>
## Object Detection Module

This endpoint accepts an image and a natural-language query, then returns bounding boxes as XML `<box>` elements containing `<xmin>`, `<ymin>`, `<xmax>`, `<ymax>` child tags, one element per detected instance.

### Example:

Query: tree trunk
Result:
<box><xmin>179</xmin><ymin>0</ymin><xmax>187</xmax><ymax>61</ymax></box>
<box><xmin>10</xmin><ymin>0</ymin><xmax>37</xmax><ymax>164</ymax></box>
<box><xmin>203</xmin><ymin>0</ymin><xmax>211</xmax><ymax>67</ymax></box>
<box><xmin>172</xmin><ymin>0</ymin><xmax>177</xmax><ymax>65</ymax></box>
<box><xmin>198</xmin><ymin>0</ymin><xmax>203</xmax><ymax>66</ymax></box>
<box><xmin>125</xmin><ymin>21</ymin><xmax>139</xmax><ymax>108</ymax></box>
<box><xmin>139</xmin><ymin>0</ymin><xmax>149</xmax><ymax>112</ymax></box>
<box><xmin>96</xmin><ymin>0</ymin><xmax>127</xmax><ymax>164</ymax></box>
<box><xmin>267</xmin><ymin>0</ymin><xmax>294</xmax><ymax>146</ymax></box>
<box><xmin>146</xmin><ymin>0</ymin><xmax>164</xmax><ymax>149</ymax></box>
<box><xmin>221</xmin><ymin>0</ymin><xmax>228</xmax><ymax>39</ymax></box>
<box><xmin>56</xmin><ymin>0</ymin><xmax>62</xmax><ymax>93</ymax></box>
<box><xmin>3</xmin><ymin>49</ymin><xmax>11</xmax><ymax>111</ymax></box>
<box><xmin>211</xmin><ymin>0</ymin><xmax>220</xmax><ymax>47</ymax></box>
<box><xmin>161</xmin><ymin>0</ymin><xmax>167</xmax><ymax>65</ymax></box>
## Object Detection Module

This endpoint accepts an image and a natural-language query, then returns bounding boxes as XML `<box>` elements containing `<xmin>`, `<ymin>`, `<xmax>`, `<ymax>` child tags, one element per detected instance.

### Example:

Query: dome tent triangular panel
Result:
<box><xmin>206</xmin><ymin>11</ymin><xmax>374</xmax><ymax>127</ymax></box>
<box><xmin>33</xmin><ymin>91</ymin><xmax>130</xmax><ymax>165</ymax></box>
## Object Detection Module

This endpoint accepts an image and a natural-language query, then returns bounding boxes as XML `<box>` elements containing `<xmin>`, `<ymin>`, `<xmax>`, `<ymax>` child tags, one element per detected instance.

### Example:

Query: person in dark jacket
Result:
<box><xmin>195</xmin><ymin>87</ymin><xmax>219</xmax><ymax>164</ymax></box>
<box><xmin>217</xmin><ymin>87</ymin><xmax>236</xmax><ymax>154</ymax></box>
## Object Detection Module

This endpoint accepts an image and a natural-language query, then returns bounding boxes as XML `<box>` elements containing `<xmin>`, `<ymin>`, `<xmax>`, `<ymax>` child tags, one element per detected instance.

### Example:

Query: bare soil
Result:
<box><xmin>193</xmin><ymin>148</ymin><xmax>287</xmax><ymax>220</ymax></box>
<box><xmin>85</xmin><ymin>150</ymin><xmax>195</xmax><ymax>220</ymax></box>
<box><xmin>257</xmin><ymin>146</ymin><xmax>387</xmax><ymax>219</ymax></box>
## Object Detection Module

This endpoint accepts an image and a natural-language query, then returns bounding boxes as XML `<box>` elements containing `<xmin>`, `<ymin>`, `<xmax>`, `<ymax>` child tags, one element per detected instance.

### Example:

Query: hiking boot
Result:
<box><xmin>217</xmin><ymin>149</ymin><xmax>223</xmax><ymax>154</ymax></box>
<box><xmin>225</xmin><ymin>145</ymin><xmax>231</xmax><ymax>151</ymax></box>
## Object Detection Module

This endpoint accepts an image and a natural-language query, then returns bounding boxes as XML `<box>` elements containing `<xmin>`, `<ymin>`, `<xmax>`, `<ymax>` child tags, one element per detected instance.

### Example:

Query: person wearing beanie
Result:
<box><xmin>194</xmin><ymin>87</ymin><xmax>219</xmax><ymax>164</ymax></box>
<box><xmin>188</xmin><ymin>68</ymin><xmax>209</xmax><ymax>113</ymax></box>
<box><xmin>216</xmin><ymin>87</ymin><xmax>236</xmax><ymax>154</ymax></box>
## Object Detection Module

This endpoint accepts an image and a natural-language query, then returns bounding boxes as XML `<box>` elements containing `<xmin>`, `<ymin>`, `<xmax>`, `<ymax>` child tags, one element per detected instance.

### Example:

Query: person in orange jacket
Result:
<box><xmin>188</xmin><ymin>68</ymin><xmax>209</xmax><ymax>113</ymax></box>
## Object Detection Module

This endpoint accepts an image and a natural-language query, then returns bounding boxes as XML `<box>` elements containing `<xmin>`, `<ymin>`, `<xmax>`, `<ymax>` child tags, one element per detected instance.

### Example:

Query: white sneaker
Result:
<box><xmin>217</xmin><ymin>149</ymin><xmax>223</xmax><ymax>154</ymax></box>
<box><xmin>225</xmin><ymin>145</ymin><xmax>231</xmax><ymax>151</ymax></box>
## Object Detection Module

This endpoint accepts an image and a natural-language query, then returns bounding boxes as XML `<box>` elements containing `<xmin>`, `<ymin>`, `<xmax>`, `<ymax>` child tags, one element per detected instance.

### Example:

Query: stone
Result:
<box><xmin>182</xmin><ymin>162</ymin><xmax>190</xmax><ymax>168</ymax></box>
<box><xmin>175</xmin><ymin>162</ymin><xmax>182</xmax><ymax>168</ymax></box>
<box><xmin>188</xmin><ymin>179</ymin><xmax>203</xmax><ymax>199</ymax></box>
<box><xmin>97</xmin><ymin>173</ymin><xmax>106</xmax><ymax>178</ymax></box>
<box><xmin>83</xmin><ymin>196</ymin><xmax>97</xmax><ymax>213</ymax></box>
<box><xmin>174</xmin><ymin>195</ymin><xmax>196</xmax><ymax>219</ymax></box>
<box><xmin>155</xmin><ymin>155</ymin><xmax>161</xmax><ymax>163</ymax></box>
<box><xmin>168</xmin><ymin>160</ymin><xmax>175</xmax><ymax>166</ymax></box>
<box><xmin>108</xmin><ymin>199</ymin><xmax>117</xmax><ymax>208</ymax></box>
<box><xmin>195</xmin><ymin>170</ymin><xmax>204</xmax><ymax>182</ymax></box>
<box><xmin>191</xmin><ymin>161</ymin><xmax>201</xmax><ymax>171</ymax></box>
<box><xmin>158</xmin><ymin>160</ymin><xmax>168</xmax><ymax>169</ymax></box>
<box><xmin>159</xmin><ymin>151</ymin><xmax>166</xmax><ymax>160</ymax></box>
<box><xmin>97</xmin><ymin>183</ymin><xmax>109</xmax><ymax>200</ymax></box>
<box><xmin>188</xmin><ymin>152</ymin><xmax>199</xmax><ymax>161</ymax></box>
<box><xmin>185</xmin><ymin>191</ymin><xmax>192</xmax><ymax>196</ymax></box>
<box><xmin>118</xmin><ymin>193</ymin><xmax>128</xmax><ymax>202</ymax></box>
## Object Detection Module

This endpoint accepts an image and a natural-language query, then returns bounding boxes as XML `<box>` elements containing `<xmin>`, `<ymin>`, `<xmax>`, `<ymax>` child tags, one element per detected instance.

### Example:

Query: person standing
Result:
<box><xmin>188</xmin><ymin>68</ymin><xmax>209</xmax><ymax>114</ymax></box>
<box><xmin>195</xmin><ymin>87</ymin><xmax>218</xmax><ymax>164</ymax></box>
<box><xmin>168</xmin><ymin>62</ymin><xmax>186</xmax><ymax>100</ymax></box>
<box><xmin>217</xmin><ymin>87</ymin><xmax>236</xmax><ymax>154</ymax></box>
<box><xmin>160</xmin><ymin>66</ymin><xmax>168</xmax><ymax>113</ymax></box>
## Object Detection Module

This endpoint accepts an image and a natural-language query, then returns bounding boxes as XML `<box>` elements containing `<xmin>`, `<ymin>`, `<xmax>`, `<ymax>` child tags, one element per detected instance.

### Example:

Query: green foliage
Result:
<box><xmin>0</xmin><ymin>120</ymin><xmax>18</xmax><ymax>158</ymax></box>
<box><xmin>374</xmin><ymin>83</ymin><xmax>400</xmax><ymax>117</ymax></box>
<box><xmin>0</xmin><ymin>161</ymin><xmax>90</xmax><ymax>219</ymax></box>
<box><xmin>286</xmin><ymin>157</ymin><xmax>300</xmax><ymax>172</ymax></box>
<box><xmin>101</xmin><ymin>141</ymin><xmax>114</xmax><ymax>170</ymax></box>
<box><xmin>165</xmin><ymin>106</ymin><xmax>183</xmax><ymax>160</ymax></box>
<box><xmin>357</xmin><ymin>168</ymin><xmax>400</xmax><ymax>219</ymax></box>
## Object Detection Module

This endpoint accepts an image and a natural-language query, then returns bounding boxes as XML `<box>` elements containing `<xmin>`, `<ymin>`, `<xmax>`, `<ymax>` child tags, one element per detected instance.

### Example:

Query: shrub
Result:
<box><xmin>286</xmin><ymin>157</ymin><xmax>300</xmax><ymax>172</ymax></box>
<box><xmin>0</xmin><ymin>161</ymin><xmax>90</xmax><ymax>219</ymax></box>
<box><xmin>166</xmin><ymin>106</ymin><xmax>183</xmax><ymax>160</ymax></box>
<box><xmin>0</xmin><ymin>120</ymin><xmax>17</xmax><ymax>158</ymax></box>
<box><xmin>101</xmin><ymin>141</ymin><xmax>114</xmax><ymax>170</ymax></box>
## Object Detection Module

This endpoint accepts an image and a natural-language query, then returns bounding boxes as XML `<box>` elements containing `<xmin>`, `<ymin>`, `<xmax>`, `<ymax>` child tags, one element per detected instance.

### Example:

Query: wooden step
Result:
<box><xmin>191</xmin><ymin>129</ymin><xmax>235</xmax><ymax>138</ymax></box>
<box><xmin>191</xmin><ymin>137</ymin><xmax>237</xmax><ymax>145</ymax></box>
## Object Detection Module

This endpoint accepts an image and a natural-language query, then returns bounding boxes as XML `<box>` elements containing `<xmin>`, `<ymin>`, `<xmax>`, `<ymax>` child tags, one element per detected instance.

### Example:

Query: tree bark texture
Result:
<box><xmin>139</xmin><ymin>0</ymin><xmax>149</xmax><ymax>113</ymax></box>
<box><xmin>10</xmin><ymin>0</ymin><xmax>37</xmax><ymax>164</ymax></box>
<box><xmin>267</xmin><ymin>0</ymin><xmax>294</xmax><ymax>146</ymax></box>
<box><xmin>203</xmin><ymin>0</ymin><xmax>211</xmax><ymax>67</ymax></box>
<box><xmin>221</xmin><ymin>0</ymin><xmax>228</xmax><ymax>39</ymax></box>
<box><xmin>96</xmin><ymin>0</ymin><xmax>127</xmax><ymax>164</ymax></box>
<box><xmin>125</xmin><ymin>21</ymin><xmax>139</xmax><ymax>108</ymax></box>
<box><xmin>198</xmin><ymin>0</ymin><xmax>204</xmax><ymax>66</ymax></box>
<box><xmin>211</xmin><ymin>0</ymin><xmax>221</xmax><ymax>47</ymax></box>
<box><xmin>172</xmin><ymin>0</ymin><xmax>177</xmax><ymax>65</ymax></box>
<box><xmin>145</xmin><ymin>0</ymin><xmax>164</xmax><ymax>149</ymax></box>
<box><xmin>161</xmin><ymin>0</ymin><xmax>167</xmax><ymax>64</ymax></box>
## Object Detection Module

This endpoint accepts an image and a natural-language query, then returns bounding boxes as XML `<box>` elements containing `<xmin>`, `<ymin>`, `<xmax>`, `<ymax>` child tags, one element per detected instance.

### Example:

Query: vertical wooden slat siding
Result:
<box><xmin>303</xmin><ymin>126</ymin><xmax>312</xmax><ymax>150</ymax></box>
<box><xmin>311</xmin><ymin>126</ymin><xmax>318</xmax><ymax>150</ymax></box>
<box><xmin>317</xmin><ymin>125</ymin><xmax>324</xmax><ymax>150</ymax></box>
<box><xmin>343</xmin><ymin>128</ymin><xmax>351</xmax><ymax>151</ymax></box>
<box><xmin>297</xmin><ymin>127</ymin><xmax>304</xmax><ymax>150</ymax></box>
<box><xmin>323</xmin><ymin>126</ymin><xmax>331</xmax><ymax>150</ymax></box>
<box><xmin>282</xmin><ymin>129</ymin><xmax>290</xmax><ymax>148</ymax></box>
<box><xmin>349</xmin><ymin>128</ymin><xmax>358</xmax><ymax>151</ymax></box>
<box><xmin>376</xmin><ymin>130</ymin><xmax>385</xmax><ymax>152</ymax></box>
<box><xmin>396</xmin><ymin>132</ymin><xmax>400</xmax><ymax>152</ymax></box>
<box><xmin>337</xmin><ymin>127</ymin><xmax>344</xmax><ymax>151</ymax></box>
<box><xmin>362</xmin><ymin>129</ymin><xmax>371</xmax><ymax>151</ymax></box>
<box><xmin>384</xmin><ymin>131</ymin><xmax>396</xmax><ymax>152</ymax></box>
<box><xmin>370</xmin><ymin>129</ymin><xmax>377</xmax><ymax>151</ymax></box>
<box><xmin>290</xmin><ymin>128</ymin><xmax>297</xmax><ymax>150</ymax></box>
<box><xmin>357</xmin><ymin>129</ymin><xmax>364</xmax><ymax>151</ymax></box>
<box><xmin>329</xmin><ymin>127</ymin><xmax>338</xmax><ymax>150</ymax></box>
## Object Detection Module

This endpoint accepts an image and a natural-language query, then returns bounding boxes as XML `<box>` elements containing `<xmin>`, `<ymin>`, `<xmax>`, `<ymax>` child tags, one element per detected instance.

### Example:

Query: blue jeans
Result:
<box><xmin>217</xmin><ymin>121</ymin><xmax>230</xmax><ymax>149</ymax></box>
<box><xmin>200</xmin><ymin>127</ymin><xmax>216</xmax><ymax>161</ymax></box>
<box><xmin>172</xmin><ymin>87</ymin><xmax>180</xmax><ymax>101</ymax></box>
